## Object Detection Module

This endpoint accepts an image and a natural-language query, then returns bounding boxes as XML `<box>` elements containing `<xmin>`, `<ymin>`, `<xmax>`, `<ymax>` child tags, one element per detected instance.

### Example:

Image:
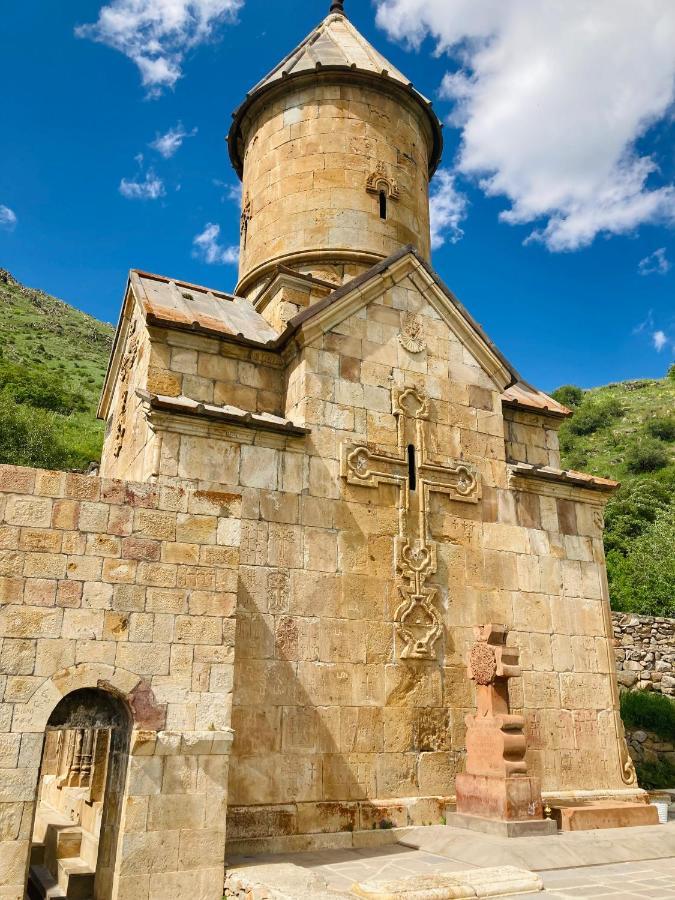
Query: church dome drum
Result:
<box><xmin>228</xmin><ymin>2</ymin><xmax>444</xmax><ymax>298</ymax></box>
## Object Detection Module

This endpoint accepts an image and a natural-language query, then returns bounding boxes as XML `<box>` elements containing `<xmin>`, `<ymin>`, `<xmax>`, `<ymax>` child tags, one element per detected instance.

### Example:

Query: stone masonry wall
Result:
<box><xmin>0</xmin><ymin>465</ymin><xmax>240</xmax><ymax>900</ymax></box>
<box><xmin>237</xmin><ymin>80</ymin><xmax>434</xmax><ymax>295</ymax></box>
<box><xmin>612</xmin><ymin>612</ymin><xmax>675</xmax><ymax>695</ymax></box>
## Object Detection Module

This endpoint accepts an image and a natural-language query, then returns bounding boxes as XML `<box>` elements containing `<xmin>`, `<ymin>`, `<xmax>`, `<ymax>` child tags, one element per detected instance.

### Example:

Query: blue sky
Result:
<box><xmin>1</xmin><ymin>0</ymin><xmax>674</xmax><ymax>392</ymax></box>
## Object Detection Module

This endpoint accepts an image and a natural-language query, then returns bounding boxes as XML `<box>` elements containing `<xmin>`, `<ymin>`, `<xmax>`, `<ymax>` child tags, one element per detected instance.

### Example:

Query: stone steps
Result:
<box><xmin>56</xmin><ymin>857</ymin><xmax>95</xmax><ymax>900</ymax></box>
<box><xmin>28</xmin><ymin>855</ymin><xmax>95</xmax><ymax>900</ymax></box>
<box><xmin>28</xmin><ymin>804</ymin><xmax>96</xmax><ymax>900</ymax></box>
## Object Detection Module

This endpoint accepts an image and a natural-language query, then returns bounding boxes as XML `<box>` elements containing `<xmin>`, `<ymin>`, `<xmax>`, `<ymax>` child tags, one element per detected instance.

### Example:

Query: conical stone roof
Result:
<box><xmin>250</xmin><ymin>11</ymin><xmax>423</xmax><ymax>100</ymax></box>
<box><xmin>228</xmin><ymin>10</ymin><xmax>443</xmax><ymax>176</ymax></box>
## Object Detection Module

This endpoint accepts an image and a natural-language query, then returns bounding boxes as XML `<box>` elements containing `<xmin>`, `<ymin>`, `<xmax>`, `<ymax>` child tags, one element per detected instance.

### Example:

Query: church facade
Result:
<box><xmin>98</xmin><ymin>4</ymin><xmax>637</xmax><ymax>852</ymax></box>
<box><xmin>0</xmin><ymin>5</ymin><xmax>642</xmax><ymax>899</ymax></box>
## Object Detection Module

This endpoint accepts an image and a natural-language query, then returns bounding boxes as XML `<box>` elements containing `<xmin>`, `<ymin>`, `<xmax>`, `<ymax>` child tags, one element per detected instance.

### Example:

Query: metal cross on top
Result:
<box><xmin>341</xmin><ymin>387</ymin><xmax>480</xmax><ymax>660</ymax></box>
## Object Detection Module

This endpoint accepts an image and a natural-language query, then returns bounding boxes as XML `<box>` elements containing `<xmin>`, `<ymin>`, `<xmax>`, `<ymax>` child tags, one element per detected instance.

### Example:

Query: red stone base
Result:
<box><xmin>455</xmin><ymin>773</ymin><xmax>545</xmax><ymax>822</ymax></box>
<box><xmin>552</xmin><ymin>800</ymin><xmax>659</xmax><ymax>831</ymax></box>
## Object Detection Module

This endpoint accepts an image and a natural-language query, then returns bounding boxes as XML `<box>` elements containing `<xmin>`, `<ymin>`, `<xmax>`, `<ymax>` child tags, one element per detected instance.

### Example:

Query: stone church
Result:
<box><xmin>0</xmin><ymin>3</ymin><xmax>643</xmax><ymax>899</ymax></box>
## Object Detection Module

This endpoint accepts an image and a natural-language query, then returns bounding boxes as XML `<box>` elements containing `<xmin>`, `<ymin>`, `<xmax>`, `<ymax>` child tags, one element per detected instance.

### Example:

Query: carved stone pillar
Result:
<box><xmin>78</xmin><ymin>728</ymin><xmax>95</xmax><ymax>788</ymax></box>
<box><xmin>450</xmin><ymin>625</ymin><xmax>556</xmax><ymax>836</ymax></box>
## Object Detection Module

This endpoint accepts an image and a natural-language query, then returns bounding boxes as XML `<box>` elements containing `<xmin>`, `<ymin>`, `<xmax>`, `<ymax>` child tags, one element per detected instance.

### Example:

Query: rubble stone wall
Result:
<box><xmin>612</xmin><ymin>612</ymin><xmax>675</xmax><ymax>695</ymax></box>
<box><xmin>0</xmin><ymin>465</ymin><xmax>240</xmax><ymax>900</ymax></box>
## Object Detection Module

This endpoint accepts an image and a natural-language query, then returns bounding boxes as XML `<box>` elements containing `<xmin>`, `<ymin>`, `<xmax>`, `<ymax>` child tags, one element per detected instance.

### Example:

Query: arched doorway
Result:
<box><xmin>26</xmin><ymin>689</ymin><xmax>132</xmax><ymax>900</ymax></box>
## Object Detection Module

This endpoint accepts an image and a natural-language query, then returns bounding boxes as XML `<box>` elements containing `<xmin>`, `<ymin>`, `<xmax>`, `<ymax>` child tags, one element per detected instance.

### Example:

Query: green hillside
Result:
<box><xmin>0</xmin><ymin>269</ymin><xmax>113</xmax><ymax>471</ymax></box>
<box><xmin>554</xmin><ymin>374</ymin><xmax>675</xmax><ymax>617</ymax></box>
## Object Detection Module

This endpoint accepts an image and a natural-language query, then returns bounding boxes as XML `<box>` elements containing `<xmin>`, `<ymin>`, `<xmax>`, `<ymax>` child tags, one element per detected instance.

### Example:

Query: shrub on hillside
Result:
<box><xmin>625</xmin><ymin>437</ymin><xmax>670</xmax><ymax>474</ymax></box>
<box><xmin>668</xmin><ymin>363</ymin><xmax>675</xmax><ymax>381</ymax></box>
<box><xmin>567</xmin><ymin>396</ymin><xmax>623</xmax><ymax>436</ymax></box>
<box><xmin>604</xmin><ymin>477</ymin><xmax>672</xmax><ymax>555</ymax></box>
<box><xmin>0</xmin><ymin>360</ymin><xmax>87</xmax><ymax>415</ymax></box>
<box><xmin>0</xmin><ymin>394</ymin><xmax>73</xmax><ymax>470</ymax></box>
<box><xmin>646</xmin><ymin>416</ymin><xmax>675</xmax><ymax>442</ymax></box>
<box><xmin>620</xmin><ymin>690</ymin><xmax>675</xmax><ymax>743</ymax></box>
<box><xmin>608</xmin><ymin>506</ymin><xmax>675</xmax><ymax>616</ymax></box>
<box><xmin>551</xmin><ymin>385</ymin><xmax>584</xmax><ymax>408</ymax></box>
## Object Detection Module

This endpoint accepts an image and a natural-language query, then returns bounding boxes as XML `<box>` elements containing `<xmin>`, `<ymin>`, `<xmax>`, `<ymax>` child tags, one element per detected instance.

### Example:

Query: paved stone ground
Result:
<box><xmin>229</xmin><ymin>822</ymin><xmax>675</xmax><ymax>898</ymax></box>
<box><xmin>540</xmin><ymin>859</ymin><xmax>675</xmax><ymax>898</ymax></box>
<box><xmin>276</xmin><ymin>848</ymin><xmax>675</xmax><ymax>897</ymax></box>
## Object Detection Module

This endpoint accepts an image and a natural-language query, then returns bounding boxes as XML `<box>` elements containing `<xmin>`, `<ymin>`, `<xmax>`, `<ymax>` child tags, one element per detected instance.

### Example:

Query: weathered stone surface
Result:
<box><xmin>351</xmin><ymin>866</ymin><xmax>544</xmax><ymax>899</ymax></box>
<box><xmin>551</xmin><ymin>800</ymin><xmax>659</xmax><ymax>831</ymax></box>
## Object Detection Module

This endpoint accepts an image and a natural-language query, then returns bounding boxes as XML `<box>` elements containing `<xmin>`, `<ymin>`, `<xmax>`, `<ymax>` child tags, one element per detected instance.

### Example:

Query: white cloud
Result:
<box><xmin>376</xmin><ymin>0</ymin><xmax>675</xmax><ymax>252</ymax></box>
<box><xmin>429</xmin><ymin>170</ymin><xmax>467</xmax><ymax>249</ymax></box>
<box><xmin>226</xmin><ymin>183</ymin><xmax>243</xmax><ymax>205</ymax></box>
<box><xmin>77</xmin><ymin>0</ymin><xmax>244</xmax><ymax>96</ymax></box>
<box><xmin>119</xmin><ymin>169</ymin><xmax>166</xmax><ymax>200</ymax></box>
<box><xmin>0</xmin><ymin>205</ymin><xmax>17</xmax><ymax>231</ymax></box>
<box><xmin>638</xmin><ymin>247</ymin><xmax>671</xmax><ymax>276</ymax></box>
<box><xmin>193</xmin><ymin>223</ymin><xmax>239</xmax><ymax>265</ymax></box>
<box><xmin>151</xmin><ymin>122</ymin><xmax>198</xmax><ymax>158</ymax></box>
<box><xmin>653</xmin><ymin>330</ymin><xmax>668</xmax><ymax>352</ymax></box>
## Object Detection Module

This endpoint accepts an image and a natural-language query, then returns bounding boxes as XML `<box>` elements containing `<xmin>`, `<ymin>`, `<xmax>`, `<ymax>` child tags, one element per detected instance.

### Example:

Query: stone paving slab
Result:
<box><xmin>351</xmin><ymin>866</ymin><xmax>543</xmax><ymax>898</ymax></box>
<box><xmin>226</xmin><ymin>823</ymin><xmax>675</xmax><ymax>900</ymax></box>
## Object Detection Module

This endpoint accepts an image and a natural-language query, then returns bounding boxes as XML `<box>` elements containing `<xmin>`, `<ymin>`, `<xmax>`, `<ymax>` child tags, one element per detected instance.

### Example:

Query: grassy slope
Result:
<box><xmin>0</xmin><ymin>270</ymin><xmax>113</xmax><ymax>466</ymax></box>
<box><xmin>558</xmin><ymin>377</ymin><xmax>675</xmax><ymax>482</ymax></box>
<box><xmin>557</xmin><ymin>374</ymin><xmax>675</xmax><ymax>615</ymax></box>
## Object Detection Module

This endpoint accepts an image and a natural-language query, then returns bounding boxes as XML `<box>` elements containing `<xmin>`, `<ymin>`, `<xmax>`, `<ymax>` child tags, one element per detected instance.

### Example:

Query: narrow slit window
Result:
<box><xmin>379</xmin><ymin>190</ymin><xmax>388</xmax><ymax>220</ymax></box>
<box><xmin>407</xmin><ymin>444</ymin><xmax>417</xmax><ymax>491</ymax></box>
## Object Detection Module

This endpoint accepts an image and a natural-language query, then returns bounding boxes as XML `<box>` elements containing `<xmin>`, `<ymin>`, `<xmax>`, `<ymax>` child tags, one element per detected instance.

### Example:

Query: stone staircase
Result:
<box><xmin>27</xmin><ymin>803</ymin><xmax>98</xmax><ymax>900</ymax></box>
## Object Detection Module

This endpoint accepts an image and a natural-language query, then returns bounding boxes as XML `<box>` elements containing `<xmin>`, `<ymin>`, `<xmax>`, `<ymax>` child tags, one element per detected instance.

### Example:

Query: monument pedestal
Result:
<box><xmin>446</xmin><ymin>811</ymin><xmax>557</xmax><ymax>837</ymax></box>
<box><xmin>551</xmin><ymin>800</ymin><xmax>659</xmax><ymax>831</ymax></box>
<box><xmin>455</xmin><ymin>772</ymin><xmax>546</xmax><ymax>822</ymax></box>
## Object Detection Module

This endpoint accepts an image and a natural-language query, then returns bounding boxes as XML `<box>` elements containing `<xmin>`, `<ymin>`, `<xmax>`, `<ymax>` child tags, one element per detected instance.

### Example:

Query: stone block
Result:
<box><xmin>4</xmin><ymin>497</ymin><xmax>52</xmax><ymax>528</ymax></box>
<box><xmin>552</xmin><ymin>800</ymin><xmax>659</xmax><ymax>831</ymax></box>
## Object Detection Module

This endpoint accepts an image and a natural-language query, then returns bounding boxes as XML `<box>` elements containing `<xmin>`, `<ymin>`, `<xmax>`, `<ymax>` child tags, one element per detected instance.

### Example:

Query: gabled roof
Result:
<box><xmin>284</xmin><ymin>245</ymin><xmax>520</xmax><ymax>393</ymax></box>
<box><xmin>228</xmin><ymin>11</ymin><xmax>443</xmax><ymax>177</ymax></box>
<box><xmin>100</xmin><ymin>247</ymin><xmax>565</xmax><ymax>421</ymax></box>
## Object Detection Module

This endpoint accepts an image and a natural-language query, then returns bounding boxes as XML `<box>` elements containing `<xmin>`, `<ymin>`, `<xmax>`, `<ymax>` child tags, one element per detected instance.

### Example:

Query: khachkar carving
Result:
<box><xmin>342</xmin><ymin>387</ymin><xmax>480</xmax><ymax>660</ymax></box>
<box><xmin>455</xmin><ymin>625</ymin><xmax>548</xmax><ymax>826</ymax></box>
<box><xmin>366</xmin><ymin>162</ymin><xmax>400</xmax><ymax>200</ymax></box>
<box><xmin>398</xmin><ymin>311</ymin><xmax>426</xmax><ymax>353</ymax></box>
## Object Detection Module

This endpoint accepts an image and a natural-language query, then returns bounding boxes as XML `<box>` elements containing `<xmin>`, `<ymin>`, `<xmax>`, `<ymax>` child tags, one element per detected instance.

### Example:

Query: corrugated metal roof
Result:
<box><xmin>502</xmin><ymin>381</ymin><xmax>572</xmax><ymax>418</ymax></box>
<box><xmin>130</xmin><ymin>270</ymin><xmax>279</xmax><ymax>344</ymax></box>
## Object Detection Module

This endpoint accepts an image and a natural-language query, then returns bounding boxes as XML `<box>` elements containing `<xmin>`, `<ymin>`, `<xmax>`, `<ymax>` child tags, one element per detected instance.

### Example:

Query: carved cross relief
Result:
<box><xmin>341</xmin><ymin>387</ymin><xmax>480</xmax><ymax>660</ymax></box>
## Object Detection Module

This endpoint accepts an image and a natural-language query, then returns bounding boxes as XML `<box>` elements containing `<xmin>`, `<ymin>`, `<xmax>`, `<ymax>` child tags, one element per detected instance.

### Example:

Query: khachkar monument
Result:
<box><xmin>0</xmin><ymin>3</ymin><xmax>657</xmax><ymax>900</ymax></box>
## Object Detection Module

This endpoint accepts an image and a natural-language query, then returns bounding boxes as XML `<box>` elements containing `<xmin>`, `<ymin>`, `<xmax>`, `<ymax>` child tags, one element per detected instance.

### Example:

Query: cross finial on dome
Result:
<box><xmin>329</xmin><ymin>0</ymin><xmax>346</xmax><ymax>15</ymax></box>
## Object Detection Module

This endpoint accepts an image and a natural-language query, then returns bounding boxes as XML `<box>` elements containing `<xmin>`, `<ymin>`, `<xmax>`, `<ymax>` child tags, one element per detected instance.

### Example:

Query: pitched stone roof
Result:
<box><xmin>228</xmin><ymin>12</ymin><xmax>443</xmax><ymax>176</ymax></box>
<box><xmin>137</xmin><ymin>391</ymin><xmax>309</xmax><ymax>437</ymax></box>
<box><xmin>502</xmin><ymin>380</ymin><xmax>571</xmax><ymax>418</ymax></box>
<box><xmin>130</xmin><ymin>270</ymin><xmax>278</xmax><ymax>344</ymax></box>
<box><xmin>103</xmin><ymin>249</ymin><xmax>566</xmax><ymax>423</ymax></box>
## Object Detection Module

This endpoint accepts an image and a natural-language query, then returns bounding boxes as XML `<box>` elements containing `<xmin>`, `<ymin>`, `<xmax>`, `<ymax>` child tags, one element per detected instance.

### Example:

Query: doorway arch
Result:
<box><xmin>26</xmin><ymin>688</ymin><xmax>132</xmax><ymax>900</ymax></box>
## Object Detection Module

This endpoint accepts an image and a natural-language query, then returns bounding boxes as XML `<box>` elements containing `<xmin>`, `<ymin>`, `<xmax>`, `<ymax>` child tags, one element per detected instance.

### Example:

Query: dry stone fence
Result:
<box><xmin>612</xmin><ymin>612</ymin><xmax>675</xmax><ymax>694</ymax></box>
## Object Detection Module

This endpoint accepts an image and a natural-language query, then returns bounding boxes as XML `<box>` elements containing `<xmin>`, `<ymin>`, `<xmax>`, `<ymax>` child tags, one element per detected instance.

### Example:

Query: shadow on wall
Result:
<box><xmin>225</xmin><ymin>469</ymin><xmax>478</xmax><ymax>849</ymax></box>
